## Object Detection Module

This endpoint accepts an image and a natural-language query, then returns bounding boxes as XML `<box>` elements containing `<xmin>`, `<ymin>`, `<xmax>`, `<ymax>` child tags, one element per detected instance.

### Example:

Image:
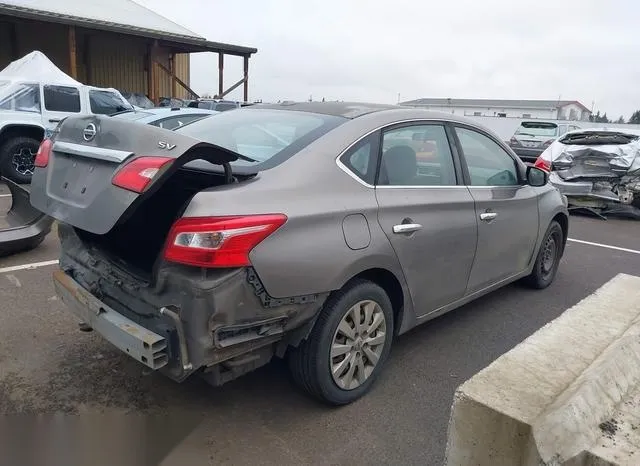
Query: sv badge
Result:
<box><xmin>158</xmin><ymin>141</ymin><xmax>177</xmax><ymax>151</ymax></box>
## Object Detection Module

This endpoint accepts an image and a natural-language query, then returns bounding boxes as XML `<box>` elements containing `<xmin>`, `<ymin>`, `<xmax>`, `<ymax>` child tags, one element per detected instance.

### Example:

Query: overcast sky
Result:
<box><xmin>136</xmin><ymin>0</ymin><xmax>639</xmax><ymax>119</ymax></box>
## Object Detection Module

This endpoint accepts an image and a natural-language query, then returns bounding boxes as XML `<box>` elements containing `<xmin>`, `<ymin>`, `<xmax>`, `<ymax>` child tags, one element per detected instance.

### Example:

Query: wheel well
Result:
<box><xmin>348</xmin><ymin>268</ymin><xmax>404</xmax><ymax>329</ymax></box>
<box><xmin>0</xmin><ymin>126</ymin><xmax>45</xmax><ymax>148</ymax></box>
<box><xmin>553</xmin><ymin>212</ymin><xmax>569</xmax><ymax>252</ymax></box>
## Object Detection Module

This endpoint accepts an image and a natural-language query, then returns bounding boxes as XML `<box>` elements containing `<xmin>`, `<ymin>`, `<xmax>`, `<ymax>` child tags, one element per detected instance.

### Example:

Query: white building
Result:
<box><xmin>400</xmin><ymin>98</ymin><xmax>592</xmax><ymax>121</ymax></box>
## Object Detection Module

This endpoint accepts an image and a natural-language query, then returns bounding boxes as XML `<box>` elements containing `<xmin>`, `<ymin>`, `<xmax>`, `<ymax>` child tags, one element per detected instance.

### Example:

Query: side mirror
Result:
<box><xmin>526</xmin><ymin>165</ymin><xmax>548</xmax><ymax>187</ymax></box>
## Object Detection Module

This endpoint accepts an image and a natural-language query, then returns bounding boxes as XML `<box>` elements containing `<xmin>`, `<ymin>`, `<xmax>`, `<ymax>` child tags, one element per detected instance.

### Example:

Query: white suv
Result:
<box><xmin>0</xmin><ymin>80</ymin><xmax>132</xmax><ymax>183</ymax></box>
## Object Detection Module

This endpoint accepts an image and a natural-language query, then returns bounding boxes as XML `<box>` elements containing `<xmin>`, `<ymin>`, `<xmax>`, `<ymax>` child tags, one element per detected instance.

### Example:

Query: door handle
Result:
<box><xmin>393</xmin><ymin>223</ymin><xmax>422</xmax><ymax>234</ymax></box>
<box><xmin>49</xmin><ymin>118</ymin><xmax>61</xmax><ymax>123</ymax></box>
<box><xmin>480</xmin><ymin>212</ymin><xmax>498</xmax><ymax>222</ymax></box>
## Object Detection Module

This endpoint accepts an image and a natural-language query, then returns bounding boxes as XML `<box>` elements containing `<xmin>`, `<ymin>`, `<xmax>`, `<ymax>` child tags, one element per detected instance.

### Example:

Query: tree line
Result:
<box><xmin>589</xmin><ymin>110</ymin><xmax>640</xmax><ymax>124</ymax></box>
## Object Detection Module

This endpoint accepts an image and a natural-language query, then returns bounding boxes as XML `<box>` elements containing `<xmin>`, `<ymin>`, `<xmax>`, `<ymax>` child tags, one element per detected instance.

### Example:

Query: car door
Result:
<box><xmin>375</xmin><ymin>122</ymin><xmax>478</xmax><ymax>316</ymax></box>
<box><xmin>451</xmin><ymin>124</ymin><xmax>540</xmax><ymax>294</ymax></box>
<box><xmin>41</xmin><ymin>84</ymin><xmax>82</xmax><ymax>133</ymax></box>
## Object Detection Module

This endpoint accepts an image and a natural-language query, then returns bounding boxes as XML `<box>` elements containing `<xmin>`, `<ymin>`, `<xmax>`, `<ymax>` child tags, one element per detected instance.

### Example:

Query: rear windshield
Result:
<box><xmin>515</xmin><ymin>122</ymin><xmax>558</xmax><ymax>137</ymax></box>
<box><xmin>175</xmin><ymin>108</ymin><xmax>346</xmax><ymax>169</ymax></box>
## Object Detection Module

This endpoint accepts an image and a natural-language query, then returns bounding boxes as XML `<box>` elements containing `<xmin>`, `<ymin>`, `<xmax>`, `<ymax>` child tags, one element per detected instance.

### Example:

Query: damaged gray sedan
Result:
<box><xmin>534</xmin><ymin>128</ymin><xmax>640</xmax><ymax>218</ymax></box>
<box><xmin>29</xmin><ymin>102</ymin><xmax>568</xmax><ymax>405</ymax></box>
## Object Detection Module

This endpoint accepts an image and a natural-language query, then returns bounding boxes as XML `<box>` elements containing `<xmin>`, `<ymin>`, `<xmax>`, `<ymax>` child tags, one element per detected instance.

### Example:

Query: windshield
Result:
<box><xmin>515</xmin><ymin>122</ymin><xmax>558</xmax><ymax>137</ymax></box>
<box><xmin>175</xmin><ymin>108</ymin><xmax>346</xmax><ymax>168</ymax></box>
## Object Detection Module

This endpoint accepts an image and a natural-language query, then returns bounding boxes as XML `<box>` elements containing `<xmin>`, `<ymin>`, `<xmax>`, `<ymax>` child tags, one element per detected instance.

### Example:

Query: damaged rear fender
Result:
<box><xmin>0</xmin><ymin>177</ymin><xmax>53</xmax><ymax>256</ymax></box>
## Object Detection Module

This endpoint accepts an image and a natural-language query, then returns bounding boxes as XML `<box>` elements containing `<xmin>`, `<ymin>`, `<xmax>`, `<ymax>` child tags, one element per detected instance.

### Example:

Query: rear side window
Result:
<box><xmin>378</xmin><ymin>124</ymin><xmax>457</xmax><ymax>186</ymax></box>
<box><xmin>43</xmin><ymin>85</ymin><xmax>80</xmax><ymax>112</ymax></box>
<box><xmin>89</xmin><ymin>90</ymin><xmax>131</xmax><ymax>115</ymax></box>
<box><xmin>339</xmin><ymin>133</ymin><xmax>377</xmax><ymax>184</ymax></box>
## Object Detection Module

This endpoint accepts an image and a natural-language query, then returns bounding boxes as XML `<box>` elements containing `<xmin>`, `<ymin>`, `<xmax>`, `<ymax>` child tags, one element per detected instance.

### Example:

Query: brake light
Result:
<box><xmin>164</xmin><ymin>214</ymin><xmax>288</xmax><ymax>268</ymax></box>
<box><xmin>112</xmin><ymin>156</ymin><xmax>173</xmax><ymax>193</ymax></box>
<box><xmin>542</xmin><ymin>139</ymin><xmax>555</xmax><ymax>147</ymax></box>
<box><xmin>509</xmin><ymin>136</ymin><xmax>519</xmax><ymax>146</ymax></box>
<box><xmin>534</xmin><ymin>156</ymin><xmax>552</xmax><ymax>172</ymax></box>
<box><xmin>34</xmin><ymin>138</ymin><xmax>52</xmax><ymax>168</ymax></box>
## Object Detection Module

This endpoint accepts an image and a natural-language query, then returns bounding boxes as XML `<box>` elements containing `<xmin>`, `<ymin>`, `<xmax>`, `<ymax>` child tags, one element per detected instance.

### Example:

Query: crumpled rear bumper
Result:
<box><xmin>0</xmin><ymin>177</ymin><xmax>53</xmax><ymax>257</ymax></box>
<box><xmin>548</xmin><ymin>172</ymin><xmax>618</xmax><ymax>201</ymax></box>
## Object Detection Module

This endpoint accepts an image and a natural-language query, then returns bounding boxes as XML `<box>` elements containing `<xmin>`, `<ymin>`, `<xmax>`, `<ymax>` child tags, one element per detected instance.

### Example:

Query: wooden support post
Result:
<box><xmin>218</xmin><ymin>53</ymin><xmax>224</xmax><ymax>98</ymax></box>
<box><xmin>243</xmin><ymin>55</ymin><xmax>249</xmax><ymax>103</ymax></box>
<box><xmin>83</xmin><ymin>34</ymin><xmax>92</xmax><ymax>84</ymax></box>
<box><xmin>147</xmin><ymin>41</ymin><xmax>159</xmax><ymax>105</ymax></box>
<box><xmin>68</xmin><ymin>26</ymin><xmax>78</xmax><ymax>79</ymax></box>
<box><xmin>9</xmin><ymin>22</ymin><xmax>18</xmax><ymax>60</ymax></box>
<box><xmin>169</xmin><ymin>53</ymin><xmax>177</xmax><ymax>99</ymax></box>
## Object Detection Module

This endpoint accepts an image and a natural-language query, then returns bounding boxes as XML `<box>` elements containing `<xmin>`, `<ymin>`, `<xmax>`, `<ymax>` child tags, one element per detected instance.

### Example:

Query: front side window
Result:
<box><xmin>455</xmin><ymin>127</ymin><xmax>519</xmax><ymax>186</ymax></box>
<box><xmin>89</xmin><ymin>90</ymin><xmax>131</xmax><ymax>115</ymax></box>
<box><xmin>0</xmin><ymin>83</ymin><xmax>40</xmax><ymax>113</ymax></box>
<box><xmin>43</xmin><ymin>85</ymin><xmax>80</xmax><ymax>112</ymax></box>
<box><xmin>378</xmin><ymin>124</ymin><xmax>457</xmax><ymax>186</ymax></box>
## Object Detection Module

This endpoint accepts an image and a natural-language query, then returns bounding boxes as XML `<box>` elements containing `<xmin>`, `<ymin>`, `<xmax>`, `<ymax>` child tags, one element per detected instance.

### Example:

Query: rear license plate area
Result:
<box><xmin>49</xmin><ymin>152</ymin><xmax>115</xmax><ymax>205</ymax></box>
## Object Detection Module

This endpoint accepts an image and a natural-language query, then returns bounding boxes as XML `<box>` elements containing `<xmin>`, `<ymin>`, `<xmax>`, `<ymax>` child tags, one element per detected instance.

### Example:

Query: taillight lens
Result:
<box><xmin>509</xmin><ymin>136</ymin><xmax>519</xmax><ymax>146</ymax></box>
<box><xmin>534</xmin><ymin>156</ymin><xmax>552</xmax><ymax>172</ymax></box>
<box><xmin>164</xmin><ymin>214</ymin><xmax>288</xmax><ymax>268</ymax></box>
<box><xmin>112</xmin><ymin>156</ymin><xmax>173</xmax><ymax>193</ymax></box>
<box><xmin>542</xmin><ymin>139</ymin><xmax>555</xmax><ymax>147</ymax></box>
<box><xmin>34</xmin><ymin>138</ymin><xmax>52</xmax><ymax>168</ymax></box>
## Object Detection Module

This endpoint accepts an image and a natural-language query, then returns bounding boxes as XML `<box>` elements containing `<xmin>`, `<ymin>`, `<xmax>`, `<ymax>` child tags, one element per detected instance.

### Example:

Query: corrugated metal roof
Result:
<box><xmin>0</xmin><ymin>0</ymin><xmax>257</xmax><ymax>56</ymax></box>
<box><xmin>401</xmin><ymin>98</ymin><xmax>590</xmax><ymax>112</ymax></box>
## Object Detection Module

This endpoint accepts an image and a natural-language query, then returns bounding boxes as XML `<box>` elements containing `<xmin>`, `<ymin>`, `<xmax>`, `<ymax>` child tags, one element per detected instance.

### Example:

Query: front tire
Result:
<box><xmin>0</xmin><ymin>136</ymin><xmax>40</xmax><ymax>184</ymax></box>
<box><xmin>288</xmin><ymin>279</ymin><xmax>394</xmax><ymax>406</ymax></box>
<box><xmin>522</xmin><ymin>220</ymin><xmax>564</xmax><ymax>289</ymax></box>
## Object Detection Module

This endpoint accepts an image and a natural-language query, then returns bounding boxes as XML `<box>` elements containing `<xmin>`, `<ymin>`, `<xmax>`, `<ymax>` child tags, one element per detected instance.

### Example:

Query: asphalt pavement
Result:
<box><xmin>0</xmin><ymin>199</ymin><xmax>639</xmax><ymax>465</ymax></box>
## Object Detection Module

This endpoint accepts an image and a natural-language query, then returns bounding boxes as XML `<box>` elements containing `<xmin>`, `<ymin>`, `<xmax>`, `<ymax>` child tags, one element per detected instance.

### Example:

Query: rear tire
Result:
<box><xmin>0</xmin><ymin>136</ymin><xmax>40</xmax><ymax>184</ymax></box>
<box><xmin>288</xmin><ymin>279</ymin><xmax>394</xmax><ymax>406</ymax></box>
<box><xmin>522</xmin><ymin>221</ymin><xmax>564</xmax><ymax>289</ymax></box>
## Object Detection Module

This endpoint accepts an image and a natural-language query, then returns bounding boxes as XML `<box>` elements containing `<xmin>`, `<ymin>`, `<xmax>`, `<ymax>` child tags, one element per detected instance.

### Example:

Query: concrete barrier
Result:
<box><xmin>444</xmin><ymin>273</ymin><xmax>640</xmax><ymax>466</ymax></box>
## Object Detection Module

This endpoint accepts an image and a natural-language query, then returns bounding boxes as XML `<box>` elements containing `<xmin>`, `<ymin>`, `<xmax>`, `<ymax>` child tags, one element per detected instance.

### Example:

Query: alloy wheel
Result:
<box><xmin>330</xmin><ymin>300</ymin><xmax>387</xmax><ymax>391</ymax></box>
<box><xmin>11</xmin><ymin>146</ymin><xmax>36</xmax><ymax>176</ymax></box>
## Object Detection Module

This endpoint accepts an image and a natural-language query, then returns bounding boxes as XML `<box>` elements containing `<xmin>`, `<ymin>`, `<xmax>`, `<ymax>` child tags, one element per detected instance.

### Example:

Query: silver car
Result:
<box><xmin>29</xmin><ymin>102</ymin><xmax>568</xmax><ymax>405</ymax></box>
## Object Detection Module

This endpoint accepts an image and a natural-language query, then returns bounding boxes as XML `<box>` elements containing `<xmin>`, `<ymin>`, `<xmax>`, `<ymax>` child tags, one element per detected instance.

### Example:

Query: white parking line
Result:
<box><xmin>567</xmin><ymin>238</ymin><xmax>640</xmax><ymax>255</ymax></box>
<box><xmin>0</xmin><ymin>259</ymin><xmax>59</xmax><ymax>274</ymax></box>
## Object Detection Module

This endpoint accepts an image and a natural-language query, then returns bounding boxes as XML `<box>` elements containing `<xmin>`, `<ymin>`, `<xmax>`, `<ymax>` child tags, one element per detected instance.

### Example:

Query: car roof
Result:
<box><xmin>247</xmin><ymin>101</ymin><xmax>493</xmax><ymax>125</ymax></box>
<box><xmin>251</xmin><ymin>101</ymin><xmax>402</xmax><ymax>119</ymax></box>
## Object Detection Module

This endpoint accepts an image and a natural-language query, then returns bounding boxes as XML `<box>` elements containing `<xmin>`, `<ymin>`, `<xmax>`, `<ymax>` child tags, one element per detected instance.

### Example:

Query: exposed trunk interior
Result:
<box><xmin>75</xmin><ymin>168</ymin><xmax>245</xmax><ymax>280</ymax></box>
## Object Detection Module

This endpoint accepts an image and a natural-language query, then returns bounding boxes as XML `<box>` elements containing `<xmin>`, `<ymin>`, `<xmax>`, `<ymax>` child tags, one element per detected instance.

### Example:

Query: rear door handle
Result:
<box><xmin>480</xmin><ymin>212</ymin><xmax>498</xmax><ymax>222</ymax></box>
<box><xmin>49</xmin><ymin>118</ymin><xmax>61</xmax><ymax>123</ymax></box>
<box><xmin>393</xmin><ymin>223</ymin><xmax>422</xmax><ymax>234</ymax></box>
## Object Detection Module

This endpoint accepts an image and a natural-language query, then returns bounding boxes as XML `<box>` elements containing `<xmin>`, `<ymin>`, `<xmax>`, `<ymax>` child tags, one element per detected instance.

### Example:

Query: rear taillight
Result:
<box><xmin>542</xmin><ymin>139</ymin><xmax>555</xmax><ymax>147</ymax></box>
<box><xmin>534</xmin><ymin>156</ymin><xmax>552</xmax><ymax>172</ymax></box>
<box><xmin>509</xmin><ymin>136</ymin><xmax>519</xmax><ymax>146</ymax></box>
<box><xmin>164</xmin><ymin>214</ymin><xmax>287</xmax><ymax>268</ymax></box>
<box><xmin>111</xmin><ymin>156</ymin><xmax>173</xmax><ymax>193</ymax></box>
<box><xmin>34</xmin><ymin>138</ymin><xmax>52</xmax><ymax>168</ymax></box>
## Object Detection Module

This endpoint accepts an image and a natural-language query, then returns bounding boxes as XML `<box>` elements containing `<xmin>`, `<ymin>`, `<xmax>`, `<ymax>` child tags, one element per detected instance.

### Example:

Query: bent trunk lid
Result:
<box><xmin>30</xmin><ymin>114</ymin><xmax>239</xmax><ymax>235</ymax></box>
